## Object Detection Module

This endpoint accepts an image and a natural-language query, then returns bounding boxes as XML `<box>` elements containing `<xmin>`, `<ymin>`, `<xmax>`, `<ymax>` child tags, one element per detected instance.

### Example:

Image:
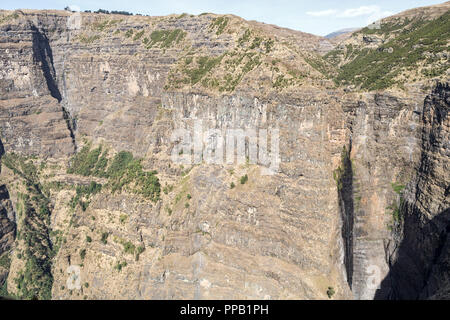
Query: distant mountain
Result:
<box><xmin>324</xmin><ymin>28</ymin><xmax>359</xmax><ymax>39</ymax></box>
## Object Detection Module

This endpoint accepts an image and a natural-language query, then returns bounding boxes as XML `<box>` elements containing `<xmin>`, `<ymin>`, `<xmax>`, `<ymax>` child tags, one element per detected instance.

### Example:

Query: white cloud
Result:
<box><xmin>336</xmin><ymin>5</ymin><xmax>380</xmax><ymax>18</ymax></box>
<box><xmin>306</xmin><ymin>9</ymin><xmax>338</xmax><ymax>17</ymax></box>
<box><xmin>367</xmin><ymin>10</ymin><xmax>394</xmax><ymax>24</ymax></box>
<box><xmin>306</xmin><ymin>5</ymin><xmax>393</xmax><ymax>22</ymax></box>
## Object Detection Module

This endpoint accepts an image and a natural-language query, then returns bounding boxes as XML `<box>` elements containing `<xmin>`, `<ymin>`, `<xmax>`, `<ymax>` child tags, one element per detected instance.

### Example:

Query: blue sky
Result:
<box><xmin>0</xmin><ymin>0</ymin><xmax>445</xmax><ymax>35</ymax></box>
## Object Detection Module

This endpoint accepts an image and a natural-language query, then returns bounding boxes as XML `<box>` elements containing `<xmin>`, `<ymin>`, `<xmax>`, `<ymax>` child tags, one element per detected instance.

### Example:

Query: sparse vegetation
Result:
<box><xmin>386</xmin><ymin>182</ymin><xmax>406</xmax><ymax>230</ymax></box>
<box><xmin>2</xmin><ymin>153</ymin><xmax>54</xmax><ymax>300</ymax></box>
<box><xmin>125</xmin><ymin>29</ymin><xmax>134</xmax><ymax>38</ymax></box>
<box><xmin>328</xmin><ymin>12</ymin><xmax>450</xmax><ymax>90</ymax></box>
<box><xmin>0</xmin><ymin>12</ymin><xmax>19</xmax><ymax>24</ymax></box>
<box><xmin>93</xmin><ymin>9</ymin><xmax>133</xmax><ymax>15</ymax></box>
<box><xmin>167</xmin><ymin>32</ymin><xmax>274</xmax><ymax>92</ymax></box>
<box><xmin>333</xmin><ymin>146</ymin><xmax>351</xmax><ymax>191</ymax></box>
<box><xmin>133</xmin><ymin>30</ymin><xmax>144</xmax><ymax>41</ymax></box>
<box><xmin>78</xmin><ymin>35</ymin><xmax>101</xmax><ymax>44</ymax></box>
<box><xmin>146</xmin><ymin>29</ymin><xmax>186</xmax><ymax>48</ymax></box>
<box><xmin>67</xmin><ymin>144</ymin><xmax>161</xmax><ymax>202</ymax></box>
<box><xmin>67</xmin><ymin>143</ymin><xmax>106</xmax><ymax>176</ymax></box>
<box><xmin>92</xmin><ymin>19</ymin><xmax>121</xmax><ymax>32</ymax></box>
<box><xmin>69</xmin><ymin>181</ymin><xmax>102</xmax><ymax>211</ymax></box>
<box><xmin>182</xmin><ymin>55</ymin><xmax>224</xmax><ymax>85</ymax></box>
<box><xmin>163</xmin><ymin>184</ymin><xmax>174</xmax><ymax>194</ymax></box>
<box><xmin>210</xmin><ymin>16</ymin><xmax>229</xmax><ymax>35</ymax></box>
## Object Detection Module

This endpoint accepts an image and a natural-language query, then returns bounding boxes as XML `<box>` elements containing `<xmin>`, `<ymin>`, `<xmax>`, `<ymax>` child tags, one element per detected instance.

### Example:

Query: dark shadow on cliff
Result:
<box><xmin>0</xmin><ymin>138</ymin><xmax>4</xmax><ymax>159</ymax></box>
<box><xmin>31</xmin><ymin>26</ymin><xmax>62</xmax><ymax>102</ymax></box>
<box><xmin>374</xmin><ymin>82</ymin><xmax>450</xmax><ymax>300</ymax></box>
<box><xmin>30</xmin><ymin>25</ymin><xmax>76</xmax><ymax>149</ymax></box>
<box><xmin>374</xmin><ymin>208</ymin><xmax>450</xmax><ymax>299</ymax></box>
<box><xmin>336</xmin><ymin>142</ymin><xmax>354</xmax><ymax>288</ymax></box>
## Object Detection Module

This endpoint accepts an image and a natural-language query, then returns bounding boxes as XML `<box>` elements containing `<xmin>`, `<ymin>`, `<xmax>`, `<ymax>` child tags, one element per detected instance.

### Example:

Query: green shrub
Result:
<box><xmin>79</xmin><ymin>35</ymin><xmax>101</xmax><ymax>43</ymax></box>
<box><xmin>210</xmin><ymin>16</ymin><xmax>229</xmax><ymax>35</ymax></box>
<box><xmin>0</xmin><ymin>254</ymin><xmax>11</xmax><ymax>269</ymax></box>
<box><xmin>184</xmin><ymin>55</ymin><xmax>224</xmax><ymax>85</ymax></box>
<box><xmin>133</xmin><ymin>30</ymin><xmax>144</xmax><ymax>41</ymax></box>
<box><xmin>230</xmin><ymin>182</ymin><xmax>235</xmax><ymax>189</ymax></box>
<box><xmin>106</xmin><ymin>151</ymin><xmax>134</xmax><ymax>179</ymax></box>
<box><xmin>67</xmin><ymin>144</ymin><xmax>103</xmax><ymax>176</ymax></box>
<box><xmin>147</xmin><ymin>29</ymin><xmax>186</xmax><ymax>48</ymax></box>
<box><xmin>327</xmin><ymin>287</ymin><xmax>335</xmax><ymax>298</ymax></box>
<box><xmin>114</xmin><ymin>261</ymin><xmax>127</xmax><ymax>272</ymax></box>
<box><xmin>119</xmin><ymin>214</ymin><xmax>128</xmax><ymax>224</ymax></box>
<box><xmin>136</xmin><ymin>246</ymin><xmax>145</xmax><ymax>254</ymax></box>
<box><xmin>240</xmin><ymin>174</ymin><xmax>248</xmax><ymax>184</ymax></box>
<box><xmin>391</xmin><ymin>182</ymin><xmax>405</xmax><ymax>194</ymax></box>
<box><xmin>80</xmin><ymin>249</ymin><xmax>86</xmax><ymax>260</ymax></box>
<box><xmin>101</xmin><ymin>232</ymin><xmax>109</xmax><ymax>244</ymax></box>
<box><xmin>238</xmin><ymin>29</ymin><xmax>251</xmax><ymax>45</ymax></box>
<box><xmin>67</xmin><ymin>144</ymin><xmax>161</xmax><ymax>202</ymax></box>
<box><xmin>125</xmin><ymin>29</ymin><xmax>133</xmax><ymax>38</ymax></box>
<box><xmin>163</xmin><ymin>184</ymin><xmax>174</xmax><ymax>194</ymax></box>
<box><xmin>122</xmin><ymin>241</ymin><xmax>135</xmax><ymax>254</ymax></box>
<box><xmin>69</xmin><ymin>181</ymin><xmax>102</xmax><ymax>211</ymax></box>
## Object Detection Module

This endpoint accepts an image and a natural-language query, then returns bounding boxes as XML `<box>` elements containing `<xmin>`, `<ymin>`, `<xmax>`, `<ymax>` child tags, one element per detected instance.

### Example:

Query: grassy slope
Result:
<box><xmin>325</xmin><ymin>11</ymin><xmax>450</xmax><ymax>90</ymax></box>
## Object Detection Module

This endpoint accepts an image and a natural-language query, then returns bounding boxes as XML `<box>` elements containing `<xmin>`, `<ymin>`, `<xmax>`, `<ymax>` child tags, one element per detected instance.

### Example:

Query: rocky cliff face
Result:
<box><xmin>374</xmin><ymin>83</ymin><xmax>450</xmax><ymax>299</ymax></box>
<box><xmin>0</xmin><ymin>6</ymin><xmax>448</xmax><ymax>300</ymax></box>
